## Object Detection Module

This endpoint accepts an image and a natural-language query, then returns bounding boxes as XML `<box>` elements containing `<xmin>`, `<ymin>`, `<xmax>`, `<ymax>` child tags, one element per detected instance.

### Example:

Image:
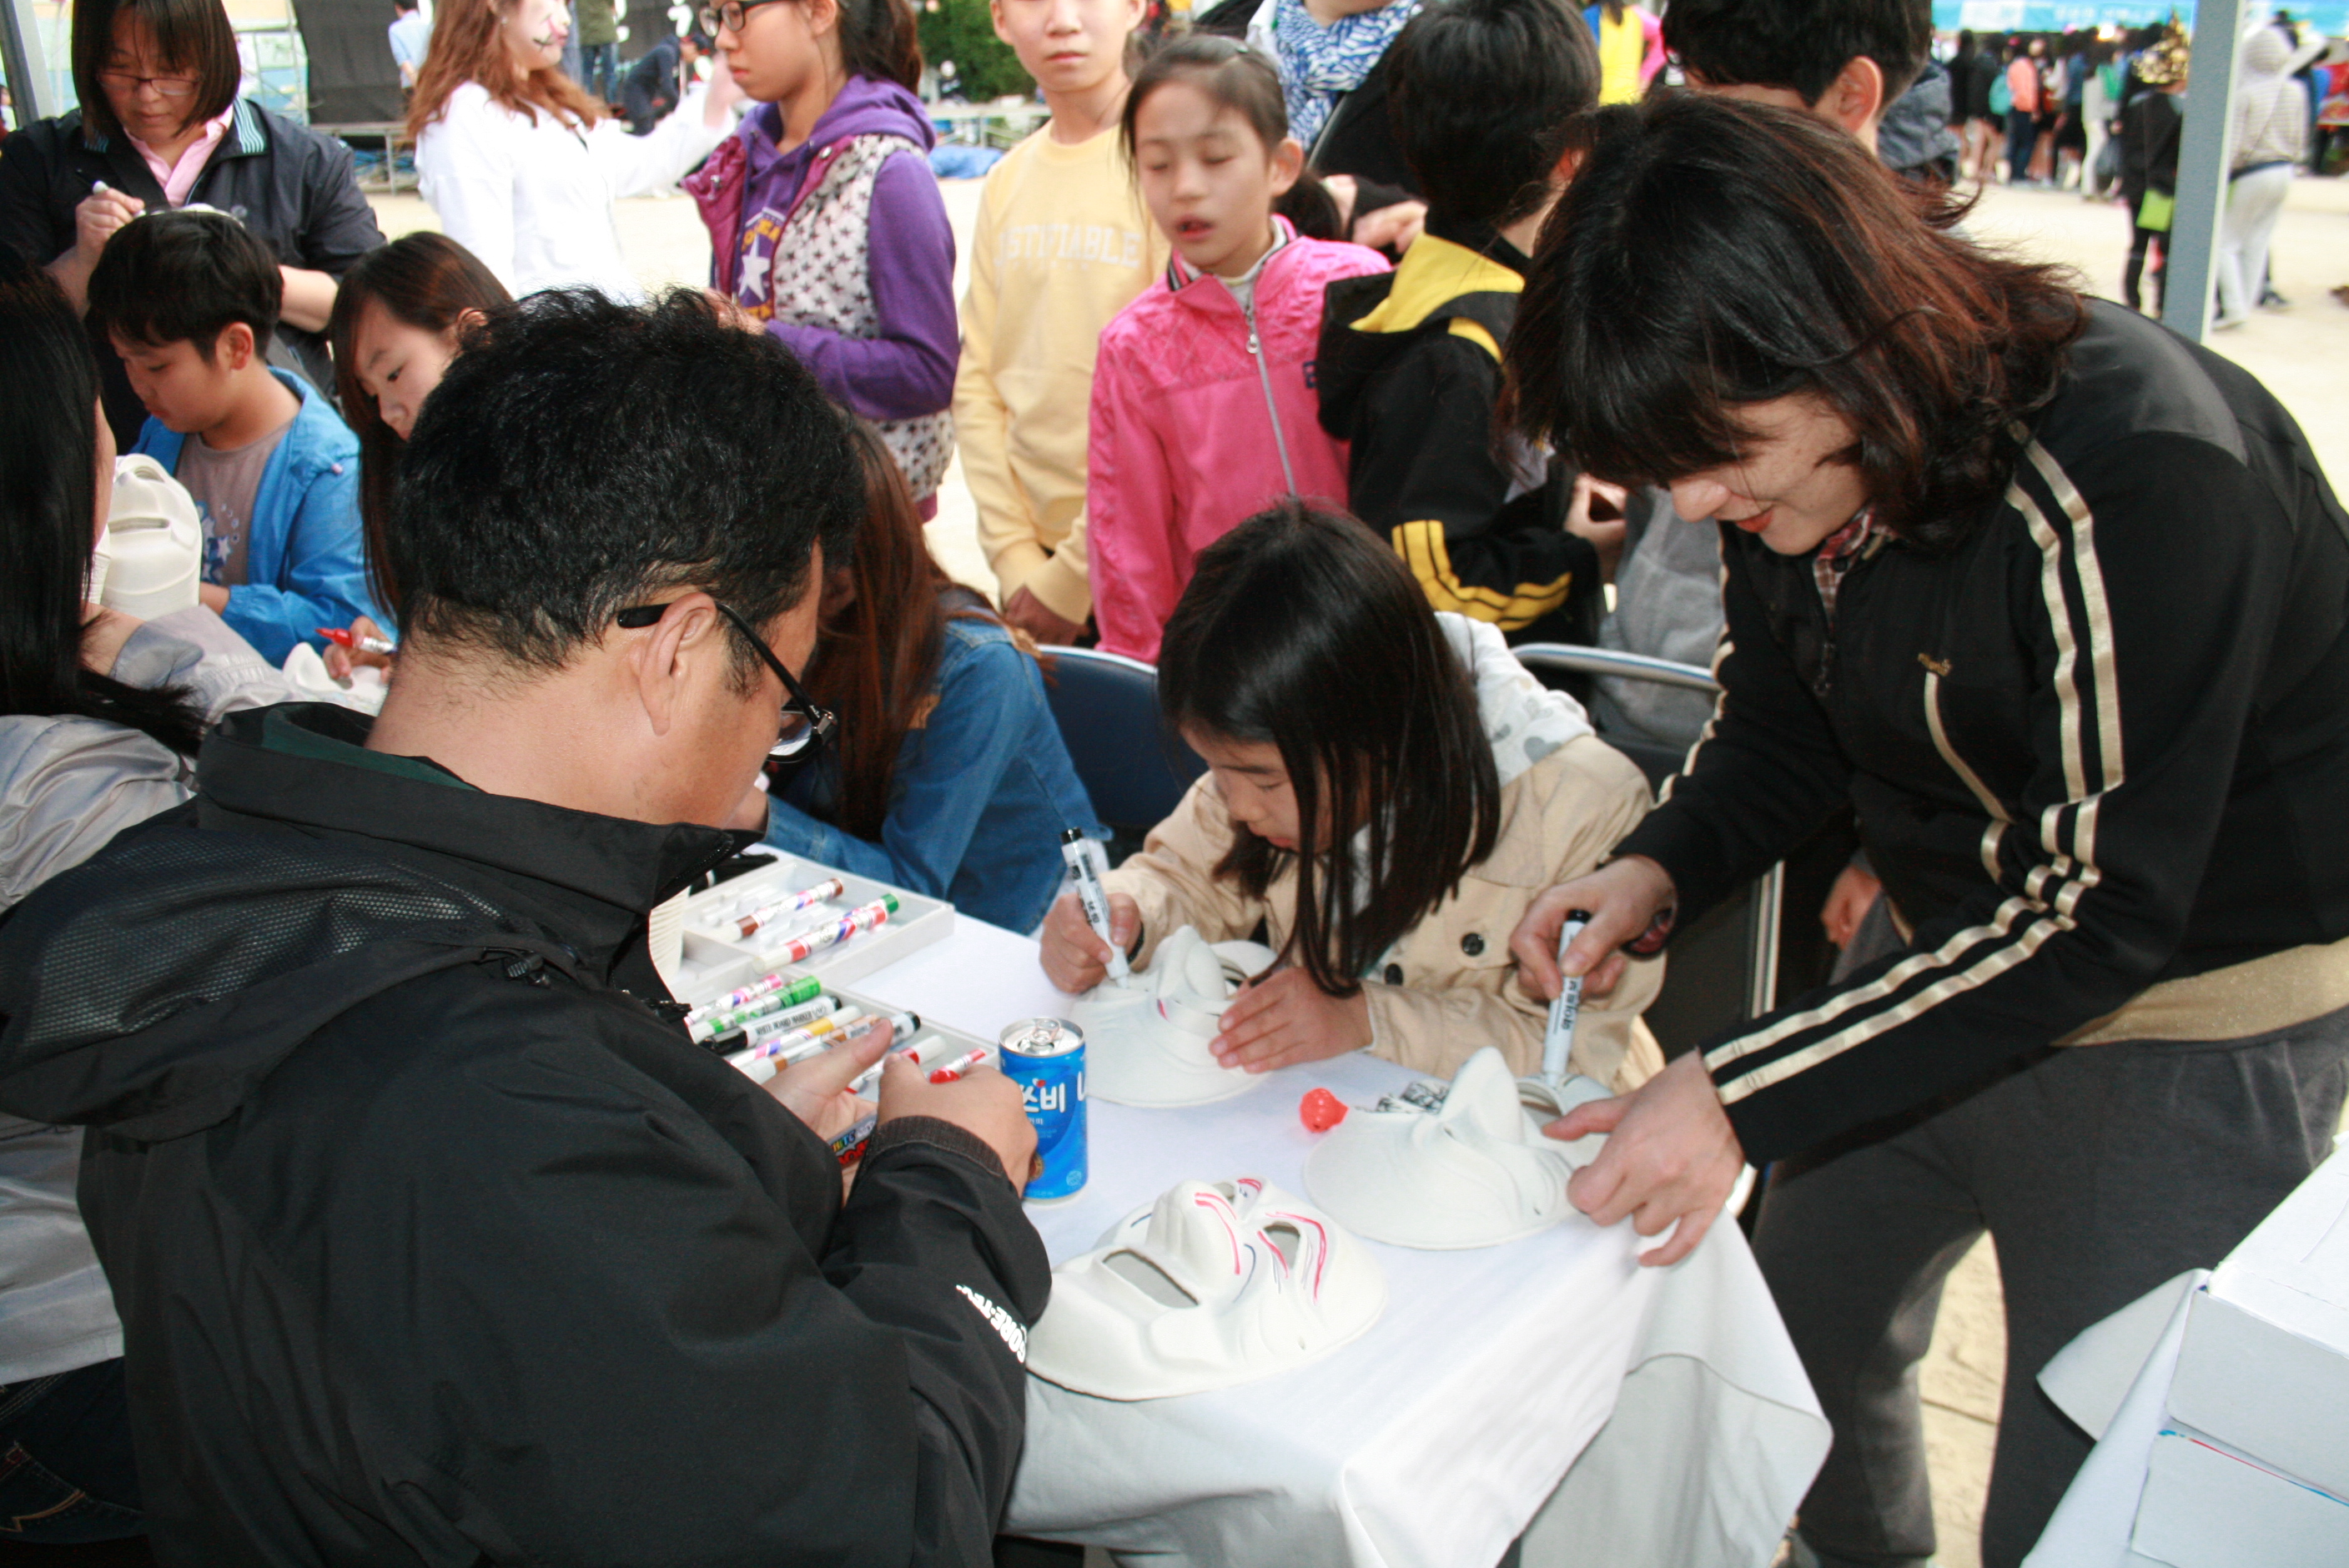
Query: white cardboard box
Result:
<box><xmin>2129</xmin><ymin>1428</ymin><xmax>2349</xmax><ymax>1567</ymax></box>
<box><xmin>2163</xmin><ymin>1146</ymin><xmax>2349</xmax><ymax>1502</ymax></box>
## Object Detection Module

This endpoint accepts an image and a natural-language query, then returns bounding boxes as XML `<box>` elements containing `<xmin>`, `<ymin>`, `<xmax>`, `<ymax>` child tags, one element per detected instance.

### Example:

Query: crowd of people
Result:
<box><xmin>0</xmin><ymin>0</ymin><xmax>2345</xmax><ymax>1565</ymax></box>
<box><xmin>1940</xmin><ymin>15</ymin><xmax>2334</xmax><ymax>329</ymax></box>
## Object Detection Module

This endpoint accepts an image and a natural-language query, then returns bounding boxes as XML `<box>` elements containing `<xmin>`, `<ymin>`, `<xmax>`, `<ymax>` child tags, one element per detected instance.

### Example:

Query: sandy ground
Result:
<box><xmin>367</xmin><ymin>168</ymin><xmax>2349</xmax><ymax>1568</ymax></box>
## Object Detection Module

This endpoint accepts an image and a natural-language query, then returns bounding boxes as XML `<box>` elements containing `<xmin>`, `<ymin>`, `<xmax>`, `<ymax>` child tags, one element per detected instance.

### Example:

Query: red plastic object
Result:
<box><xmin>1300</xmin><ymin>1088</ymin><xmax>1348</xmax><ymax>1133</ymax></box>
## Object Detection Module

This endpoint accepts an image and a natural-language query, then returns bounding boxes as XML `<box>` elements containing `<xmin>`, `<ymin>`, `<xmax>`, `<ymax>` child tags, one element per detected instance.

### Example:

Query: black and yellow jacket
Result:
<box><xmin>1316</xmin><ymin>223</ymin><xmax>1601</xmax><ymax>644</ymax></box>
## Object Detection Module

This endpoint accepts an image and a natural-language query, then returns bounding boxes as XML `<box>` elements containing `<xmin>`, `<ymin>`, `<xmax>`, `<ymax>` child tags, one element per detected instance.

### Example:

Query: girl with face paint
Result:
<box><xmin>409</xmin><ymin>0</ymin><xmax>743</xmax><ymax>300</ymax></box>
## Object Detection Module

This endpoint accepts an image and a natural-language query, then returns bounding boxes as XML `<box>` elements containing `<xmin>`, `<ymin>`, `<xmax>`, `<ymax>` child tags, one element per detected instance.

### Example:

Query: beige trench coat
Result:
<box><xmin>1103</xmin><ymin>733</ymin><xmax>1667</xmax><ymax>1093</ymax></box>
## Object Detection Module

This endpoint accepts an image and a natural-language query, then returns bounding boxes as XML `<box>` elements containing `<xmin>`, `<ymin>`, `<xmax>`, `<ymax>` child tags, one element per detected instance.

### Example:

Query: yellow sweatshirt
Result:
<box><xmin>953</xmin><ymin>123</ymin><xmax>1168</xmax><ymax>626</ymax></box>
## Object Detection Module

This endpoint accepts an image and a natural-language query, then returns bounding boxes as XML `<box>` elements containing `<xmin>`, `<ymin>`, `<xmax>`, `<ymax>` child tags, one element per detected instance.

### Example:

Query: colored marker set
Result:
<box><xmin>687</xmin><ymin>968</ymin><xmax>1003</xmax><ymax>1112</ymax></box>
<box><xmin>669</xmin><ymin>855</ymin><xmax>952</xmax><ymax>996</ymax></box>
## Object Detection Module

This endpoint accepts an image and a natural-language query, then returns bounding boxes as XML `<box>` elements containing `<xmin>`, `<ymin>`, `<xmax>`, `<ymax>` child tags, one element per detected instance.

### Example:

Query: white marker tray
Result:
<box><xmin>680</xmin><ymin>974</ymin><xmax>996</xmax><ymax>1082</ymax></box>
<box><xmin>666</xmin><ymin>850</ymin><xmax>953</xmax><ymax>998</ymax></box>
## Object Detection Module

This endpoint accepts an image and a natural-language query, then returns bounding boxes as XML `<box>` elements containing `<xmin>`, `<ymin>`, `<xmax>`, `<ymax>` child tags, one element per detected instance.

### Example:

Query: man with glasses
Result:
<box><xmin>0</xmin><ymin>290</ymin><xmax>1048</xmax><ymax>1565</ymax></box>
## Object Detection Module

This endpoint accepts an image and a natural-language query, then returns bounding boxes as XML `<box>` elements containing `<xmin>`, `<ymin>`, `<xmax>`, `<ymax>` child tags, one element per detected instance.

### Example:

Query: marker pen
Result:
<box><xmin>732</xmin><ymin>1008</ymin><xmax>867</xmax><ymax>1068</ymax></box>
<box><xmin>728</xmin><ymin>994</ymin><xmax>838</xmax><ymax>1045</ymax></box>
<box><xmin>889</xmin><ymin>1033</ymin><xmax>962</xmax><ymax>1069</ymax></box>
<box><xmin>1540</xmin><ymin>908</ymin><xmax>1593</xmax><ymax>1086</ymax></box>
<box><xmin>841</xmin><ymin>1013</ymin><xmax>923</xmax><ymax>1094</ymax></box>
<box><xmin>316</xmin><ymin>626</ymin><xmax>398</xmax><ymax>656</ymax></box>
<box><xmin>1060</xmin><ymin>828</ymin><xmax>1130</xmax><ymax>983</ymax></box>
<box><xmin>687</xmin><ymin>972</ymin><xmax>823</xmax><ymax>1043</ymax></box>
<box><xmin>831</xmin><ymin>1111</ymin><xmax>878</xmax><ymax>1165</ymax></box>
<box><xmin>925</xmin><ymin>1046</ymin><xmax>994</xmax><ymax>1085</ymax></box>
<box><xmin>756</xmin><ymin>895</ymin><xmax>898</xmax><ymax>962</ymax></box>
<box><xmin>733</xmin><ymin>877</ymin><xmax>846</xmax><ymax>938</ymax></box>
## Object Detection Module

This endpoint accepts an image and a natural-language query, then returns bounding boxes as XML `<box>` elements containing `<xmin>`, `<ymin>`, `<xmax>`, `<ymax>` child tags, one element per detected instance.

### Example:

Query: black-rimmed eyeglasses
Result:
<box><xmin>615</xmin><ymin>601</ymin><xmax>834</xmax><ymax>763</ymax></box>
<box><xmin>698</xmin><ymin>0</ymin><xmax>782</xmax><ymax>34</ymax></box>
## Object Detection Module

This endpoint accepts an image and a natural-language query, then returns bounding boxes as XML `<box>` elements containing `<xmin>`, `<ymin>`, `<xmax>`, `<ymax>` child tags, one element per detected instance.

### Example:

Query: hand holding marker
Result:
<box><xmin>1540</xmin><ymin>909</ymin><xmax>1593</xmax><ymax>1087</ymax></box>
<box><xmin>832</xmin><ymin>1036</ymin><xmax>998</xmax><ymax>1163</ymax></box>
<box><xmin>1060</xmin><ymin>828</ymin><xmax>1129</xmax><ymax>984</ymax></box>
<box><xmin>317</xmin><ymin>626</ymin><xmax>399</xmax><ymax>657</ymax></box>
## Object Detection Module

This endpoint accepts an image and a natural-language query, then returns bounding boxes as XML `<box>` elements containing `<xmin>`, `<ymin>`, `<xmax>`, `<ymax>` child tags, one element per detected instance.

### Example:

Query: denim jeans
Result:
<box><xmin>2004</xmin><ymin>108</ymin><xmax>2040</xmax><ymax>182</ymax></box>
<box><xmin>0</xmin><ymin>1359</ymin><xmax>143</xmax><ymax>1543</ymax></box>
<box><xmin>584</xmin><ymin>40</ymin><xmax>621</xmax><ymax>102</ymax></box>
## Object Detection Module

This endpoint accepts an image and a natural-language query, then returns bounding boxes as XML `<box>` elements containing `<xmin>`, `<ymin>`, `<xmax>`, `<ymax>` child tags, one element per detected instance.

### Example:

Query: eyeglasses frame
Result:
<box><xmin>613</xmin><ymin>598</ymin><xmax>835</xmax><ymax>763</ymax></box>
<box><xmin>697</xmin><ymin>0</ymin><xmax>785</xmax><ymax>35</ymax></box>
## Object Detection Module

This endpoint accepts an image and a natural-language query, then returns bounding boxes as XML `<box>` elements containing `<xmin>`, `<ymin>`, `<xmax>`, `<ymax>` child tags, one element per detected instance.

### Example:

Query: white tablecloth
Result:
<box><xmin>858</xmin><ymin>920</ymin><xmax>1828</xmax><ymax>1568</ymax></box>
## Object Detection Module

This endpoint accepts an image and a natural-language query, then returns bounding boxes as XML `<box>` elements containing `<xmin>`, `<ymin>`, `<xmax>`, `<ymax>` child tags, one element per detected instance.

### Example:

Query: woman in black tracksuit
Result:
<box><xmin>1503</xmin><ymin>96</ymin><xmax>2349</xmax><ymax>1568</ymax></box>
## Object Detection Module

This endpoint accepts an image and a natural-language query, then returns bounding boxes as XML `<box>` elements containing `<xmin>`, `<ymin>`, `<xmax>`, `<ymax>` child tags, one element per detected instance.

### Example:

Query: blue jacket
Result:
<box><xmin>764</xmin><ymin>614</ymin><xmax>1104</xmax><ymax>932</ymax></box>
<box><xmin>133</xmin><ymin>369</ymin><xmax>380</xmax><ymax>663</ymax></box>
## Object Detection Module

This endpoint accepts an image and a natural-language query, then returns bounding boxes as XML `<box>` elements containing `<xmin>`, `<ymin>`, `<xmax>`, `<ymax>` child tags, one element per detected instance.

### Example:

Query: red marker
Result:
<box><xmin>926</xmin><ymin>1047</ymin><xmax>993</xmax><ymax>1084</ymax></box>
<box><xmin>317</xmin><ymin>626</ymin><xmax>397</xmax><ymax>656</ymax></box>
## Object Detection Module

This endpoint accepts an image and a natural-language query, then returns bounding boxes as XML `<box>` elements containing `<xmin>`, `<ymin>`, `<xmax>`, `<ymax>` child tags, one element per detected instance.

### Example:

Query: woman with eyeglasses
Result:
<box><xmin>752</xmin><ymin>420</ymin><xmax>1103</xmax><ymax>932</ymax></box>
<box><xmin>687</xmin><ymin>0</ymin><xmax>958</xmax><ymax>511</ymax></box>
<box><xmin>410</xmin><ymin>0</ymin><xmax>742</xmax><ymax>300</ymax></box>
<box><xmin>0</xmin><ymin>0</ymin><xmax>385</xmax><ymax>446</ymax></box>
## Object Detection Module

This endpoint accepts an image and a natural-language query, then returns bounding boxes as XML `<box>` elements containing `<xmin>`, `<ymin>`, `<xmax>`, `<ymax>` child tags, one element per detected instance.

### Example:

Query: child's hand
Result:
<box><xmin>1210</xmin><ymin>970</ymin><xmax>1371</xmax><ymax>1073</ymax></box>
<box><xmin>1039</xmin><ymin>889</ymin><xmax>1139</xmax><ymax>993</ymax></box>
<box><xmin>1003</xmin><ymin>585</ymin><xmax>1084</xmax><ymax>646</ymax></box>
<box><xmin>1819</xmin><ymin>861</ymin><xmax>1883</xmax><ymax>950</ymax></box>
<box><xmin>322</xmin><ymin>615</ymin><xmax>397</xmax><ymax>681</ymax></box>
<box><xmin>1565</xmin><ymin>474</ymin><xmax>1631</xmax><ymax>582</ymax></box>
<box><xmin>1351</xmin><ymin>199</ymin><xmax>1426</xmax><ymax>254</ymax></box>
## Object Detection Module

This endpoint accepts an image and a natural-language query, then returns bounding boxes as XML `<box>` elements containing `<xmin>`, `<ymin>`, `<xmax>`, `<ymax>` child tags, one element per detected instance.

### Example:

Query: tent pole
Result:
<box><xmin>2</xmin><ymin>0</ymin><xmax>58</xmax><ymax>123</ymax></box>
<box><xmin>2162</xmin><ymin>0</ymin><xmax>2246</xmax><ymax>344</ymax></box>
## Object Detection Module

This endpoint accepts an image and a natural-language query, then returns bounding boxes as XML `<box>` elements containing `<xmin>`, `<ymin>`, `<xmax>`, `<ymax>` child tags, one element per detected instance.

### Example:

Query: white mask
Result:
<box><xmin>1028</xmin><ymin>1177</ymin><xmax>1386</xmax><ymax>1400</ymax></box>
<box><xmin>1075</xmin><ymin>927</ymin><xmax>1265</xmax><ymax>1108</ymax></box>
<box><xmin>1303</xmin><ymin>1047</ymin><xmax>1606</xmax><ymax>1250</ymax></box>
<box><xmin>97</xmin><ymin>455</ymin><xmax>202</xmax><ymax>618</ymax></box>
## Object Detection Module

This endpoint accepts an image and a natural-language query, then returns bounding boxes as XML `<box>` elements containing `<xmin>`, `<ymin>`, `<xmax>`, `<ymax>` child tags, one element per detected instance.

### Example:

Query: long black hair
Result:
<box><xmin>0</xmin><ymin>252</ymin><xmax>204</xmax><ymax>754</ymax></box>
<box><xmin>1157</xmin><ymin>500</ymin><xmax>1501</xmax><ymax>999</ymax></box>
<box><xmin>328</xmin><ymin>233</ymin><xmax>513</xmax><ymax>621</ymax></box>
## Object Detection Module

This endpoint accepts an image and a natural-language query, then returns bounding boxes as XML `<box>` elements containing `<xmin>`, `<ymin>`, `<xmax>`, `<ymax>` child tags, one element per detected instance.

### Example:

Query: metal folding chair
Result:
<box><xmin>1509</xmin><ymin>643</ymin><xmax>1783</xmax><ymax>1049</ymax></box>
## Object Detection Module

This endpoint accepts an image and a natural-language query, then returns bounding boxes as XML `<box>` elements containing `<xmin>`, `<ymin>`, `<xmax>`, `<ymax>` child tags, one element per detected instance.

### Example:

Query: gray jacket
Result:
<box><xmin>0</xmin><ymin>608</ymin><xmax>290</xmax><ymax>1382</ymax></box>
<box><xmin>1590</xmin><ymin>490</ymin><xmax>1726</xmax><ymax>753</ymax></box>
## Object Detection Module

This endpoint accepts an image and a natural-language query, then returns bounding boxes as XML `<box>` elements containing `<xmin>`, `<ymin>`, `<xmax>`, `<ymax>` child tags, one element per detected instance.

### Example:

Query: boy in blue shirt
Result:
<box><xmin>86</xmin><ymin>209</ymin><xmax>378</xmax><ymax>662</ymax></box>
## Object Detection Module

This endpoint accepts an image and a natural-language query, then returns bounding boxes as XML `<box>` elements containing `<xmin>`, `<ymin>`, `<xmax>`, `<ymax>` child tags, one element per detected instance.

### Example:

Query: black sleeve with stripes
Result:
<box><xmin>1348</xmin><ymin>334</ymin><xmax>1594</xmax><ymax>632</ymax></box>
<box><xmin>1612</xmin><ymin>525</ymin><xmax>1854</xmax><ymax>923</ymax></box>
<box><xmin>1706</xmin><ymin>435</ymin><xmax>2299</xmax><ymax>1163</ymax></box>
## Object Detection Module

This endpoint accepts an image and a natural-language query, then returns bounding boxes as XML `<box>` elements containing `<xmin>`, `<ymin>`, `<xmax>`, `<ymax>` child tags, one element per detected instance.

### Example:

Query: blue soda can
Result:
<box><xmin>999</xmin><ymin>1018</ymin><xmax>1086</xmax><ymax>1202</ymax></box>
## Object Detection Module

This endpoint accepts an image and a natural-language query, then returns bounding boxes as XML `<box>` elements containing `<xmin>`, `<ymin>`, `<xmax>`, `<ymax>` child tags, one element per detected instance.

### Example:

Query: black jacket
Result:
<box><xmin>1317</xmin><ymin>221</ymin><xmax>1600</xmax><ymax>645</ymax></box>
<box><xmin>1620</xmin><ymin>303</ymin><xmax>2349</xmax><ymax>1162</ymax></box>
<box><xmin>0</xmin><ymin>101</ymin><xmax>385</xmax><ymax>445</ymax></box>
<box><xmin>0</xmin><ymin>704</ymin><xmax>1049</xmax><ymax>1566</ymax></box>
<box><xmin>2119</xmin><ymin>88</ymin><xmax>2184</xmax><ymax>207</ymax></box>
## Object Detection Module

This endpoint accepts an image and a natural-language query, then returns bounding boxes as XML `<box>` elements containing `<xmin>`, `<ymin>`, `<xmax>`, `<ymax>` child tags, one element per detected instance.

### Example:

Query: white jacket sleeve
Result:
<box><xmin>586</xmin><ymin>85</ymin><xmax>734</xmax><ymax>199</ymax></box>
<box><xmin>416</xmin><ymin>86</ymin><xmax>522</xmax><ymax>293</ymax></box>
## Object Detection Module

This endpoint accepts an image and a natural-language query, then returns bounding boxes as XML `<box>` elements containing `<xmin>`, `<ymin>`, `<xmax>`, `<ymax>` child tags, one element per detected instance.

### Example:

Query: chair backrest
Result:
<box><xmin>1507</xmin><ymin>642</ymin><xmax>1713</xmax><ymax>788</ymax></box>
<box><xmin>1507</xmin><ymin>641</ymin><xmax>1781</xmax><ymax>1050</ymax></box>
<box><xmin>1041</xmin><ymin>647</ymin><xmax>1209</xmax><ymax>835</ymax></box>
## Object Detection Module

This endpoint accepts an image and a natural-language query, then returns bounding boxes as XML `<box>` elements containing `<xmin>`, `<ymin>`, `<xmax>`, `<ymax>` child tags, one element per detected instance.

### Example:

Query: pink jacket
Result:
<box><xmin>1086</xmin><ymin>222</ymin><xmax>1391</xmax><ymax>662</ymax></box>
